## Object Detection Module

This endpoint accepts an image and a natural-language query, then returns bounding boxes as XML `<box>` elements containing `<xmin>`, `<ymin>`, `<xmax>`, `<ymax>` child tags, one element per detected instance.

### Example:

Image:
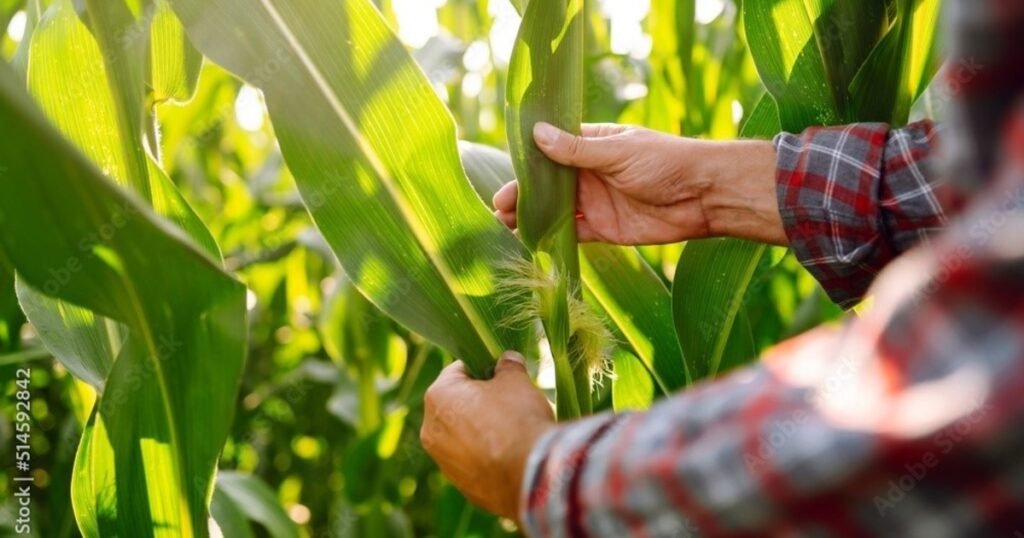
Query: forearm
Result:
<box><xmin>682</xmin><ymin>121</ymin><xmax>951</xmax><ymax>308</ymax></box>
<box><xmin>692</xmin><ymin>139</ymin><xmax>789</xmax><ymax>246</ymax></box>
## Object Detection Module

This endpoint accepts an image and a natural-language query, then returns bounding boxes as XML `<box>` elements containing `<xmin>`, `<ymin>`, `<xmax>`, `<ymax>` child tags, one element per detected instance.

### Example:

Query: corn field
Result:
<box><xmin>0</xmin><ymin>0</ymin><xmax>940</xmax><ymax>536</ymax></box>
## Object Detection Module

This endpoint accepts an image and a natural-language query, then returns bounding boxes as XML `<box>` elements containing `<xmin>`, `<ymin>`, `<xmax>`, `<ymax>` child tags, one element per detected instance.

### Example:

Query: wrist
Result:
<box><xmin>697</xmin><ymin>139</ymin><xmax>788</xmax><ymax>245</ymax></box>
<box><xmin>506</xmin><ymin>421</ymin><xmax>556</xmax><ymax>520</ymax></box>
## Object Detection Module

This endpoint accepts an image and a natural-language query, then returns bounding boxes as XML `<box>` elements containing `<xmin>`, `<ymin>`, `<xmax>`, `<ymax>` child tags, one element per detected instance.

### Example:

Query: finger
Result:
<box><xmin>493</xmin><ymin>181</ymin><xmax>519</xmax><ymax>212</ymax></box>
<box><xmin>534</xmin><ymin>122</ymin><xmax>620</xmax><ymax>169</ymax></box>
<box><xmin>580</xmin><ymin>123</ymin><xmax>630</xmax><ymax>138</ymax></box>
<box><xmin>493</xmin><ymin>351</ymin><xmax>528</xmax><ymax>378</ymax></box>
<box><xmin>495</xmin><ymin>210</ymin><xmax>517</xmax><ymax>230</ymax></box>
<box><xmin>434</xmin><ymin>360</ymin><xmax>470</xmax><ymax>385</ymax></box>
<box><xmin>576</xmin><ymin>218</ymin><xmax>601</xmax><ymax>243</ymax></box>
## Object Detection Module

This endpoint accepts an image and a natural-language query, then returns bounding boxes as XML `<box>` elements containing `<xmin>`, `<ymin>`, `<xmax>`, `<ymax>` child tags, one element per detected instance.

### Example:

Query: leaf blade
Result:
<box><xmin>170</xmin><ymin>0</ymin><xmax>531</xmax><ymax>378</ymax></box>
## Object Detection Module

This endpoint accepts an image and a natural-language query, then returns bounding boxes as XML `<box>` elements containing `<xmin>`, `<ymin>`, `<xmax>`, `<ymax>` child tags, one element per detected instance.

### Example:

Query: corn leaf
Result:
<box><xmin>671</xmin><ymin>94</ymin><xmax>779</xmax><ymax>381</ymax></box>
<box><xmin>150</xmin><ymin>0</ymin><xmax>203</xmax><ymax>105</ymax></box>
<box><xmin>461</xmin><ymin>142</ymin><xmax>687</xmax><ymax>397</ymax></box>
<box><xmin>673</xmin><ymin>239</ymin><xmax>766</xmax><ymax>380</ymax></box>
<box><xmin>211</xmin><ymin>490</ymin><xmax>255</xmax><ymax>538</ymax></box>
<box><xmin>506</xmin><ymin>0</ymin><xmax>588</xmax><ymax>418</ymax></box>
<box><xmin>579</xmin><ymin>244</ymin><xmax>687</xmax><ymax>391</ymax></box>
<box><xmin>743</xmin><ymin>0</ymin><xmax>887</xmax><ymax>129</ymax></box>
<box><xmin>509</xmin><ymin>0</ymin><xmax>528</xmax><ymax>16</ymax></box>
<box><xmin>212</xmin><ymin>472</ymin><xmax>300</xmax><ymax>538</ymax></box>
<box><xmin>675</xmin><ymin>1</ymin><xmax>944</xmax><ymax>382</ymax></box>
<box><xmin>168</xmin><ymin>0</ymin><xmax>530</xmax><ymax>378</ymax></box>
<box><xmin>611</xmin><ymin>348</ymin><xmax>654</xmax><ymax>411</ymax></box>
<box><xmin>15</xmin><ymin>282</ymin><xmax>121</xmax><ymax>390</ymax></box>
<box><xmin>849</xmin><ymin>0</ymin><xmax>942</xmax><ymax>125</ymax></box>
<box><xmin>0</xmin><ymin>57</ymin><xmax>246</xmax><ymax>538</ymax></box>
<box><xmin>506</xmin><ymin>0</ymin><xmax>584</xmax><ymax>257</ymax></box>
<box><xmin>0</xmin><ymin>253</ymin><xmax>23</xmax><ymax>351</ymax></box>
<box><xmin>11</xmin><ymin>1</ymin><xmax>245</xmax><ymax>535</ymax></box>
<box><xmin>11</xmin><ymin>0</ymin><xmax>42</xmax><ymax>83</ymax></box>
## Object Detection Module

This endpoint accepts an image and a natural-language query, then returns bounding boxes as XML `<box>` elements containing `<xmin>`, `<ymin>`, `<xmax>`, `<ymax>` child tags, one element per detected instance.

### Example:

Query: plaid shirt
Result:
<box><xmin>520</xmin><ymin>1</ymin><xmax>1024</xmax><ymax>536</ymax></box>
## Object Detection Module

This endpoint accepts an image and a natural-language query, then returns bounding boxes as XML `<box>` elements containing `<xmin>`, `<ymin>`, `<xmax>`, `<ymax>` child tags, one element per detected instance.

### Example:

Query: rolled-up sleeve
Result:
<box><xmin>774</xmin><ymin>121</ymin><xmax>958</xmax><ymax>308</ymax></box>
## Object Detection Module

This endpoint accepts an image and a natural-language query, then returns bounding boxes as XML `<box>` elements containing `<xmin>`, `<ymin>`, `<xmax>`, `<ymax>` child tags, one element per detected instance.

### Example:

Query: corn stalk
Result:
<box><xmin>506</xmin><ymin>0</ymin><xmax>592</xmax><ymax>419</ymax></box>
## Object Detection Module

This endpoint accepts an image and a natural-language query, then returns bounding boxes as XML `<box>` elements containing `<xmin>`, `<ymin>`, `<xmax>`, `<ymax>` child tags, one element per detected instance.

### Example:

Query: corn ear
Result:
<box><xmin>507</xmin><ymin>0</ymin><xmax>593</xmax><ymax>418</ymax></box>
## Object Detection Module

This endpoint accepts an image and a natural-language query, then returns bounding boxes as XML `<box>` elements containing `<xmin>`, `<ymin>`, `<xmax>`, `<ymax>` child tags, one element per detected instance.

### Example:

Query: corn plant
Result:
<box><xmin>506</xmin><ymin>0</ymin><xmax>597</xmax><ymax>419</ymax></box>
<box><xmin>0</xmin><ymin>0</ymin><xmax>942</xmax><ymax>536</ymax></box>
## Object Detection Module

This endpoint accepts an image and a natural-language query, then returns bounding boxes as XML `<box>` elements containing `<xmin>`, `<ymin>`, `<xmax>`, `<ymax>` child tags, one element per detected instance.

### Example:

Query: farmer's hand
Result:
<box><xmin>493</xmin><ymin>122</ymin><xmax>788</xmax><ymax>246</ymax></box>
<box><xmin>420</xmin><ymin>352</ymin><xmax>555</xmax><ymax>519</ymax></box>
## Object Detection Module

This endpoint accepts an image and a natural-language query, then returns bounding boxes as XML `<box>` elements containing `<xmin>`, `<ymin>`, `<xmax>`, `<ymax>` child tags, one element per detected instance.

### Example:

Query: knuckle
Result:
<box><xmin>567</xmin><ymin>135</ymin><xmax>586</xmax><ymax>157</ymax></box>
<box><xmin>423</xmin><ymin>385</ymin><xmax>439</xmax><ymax>410</ymax></box>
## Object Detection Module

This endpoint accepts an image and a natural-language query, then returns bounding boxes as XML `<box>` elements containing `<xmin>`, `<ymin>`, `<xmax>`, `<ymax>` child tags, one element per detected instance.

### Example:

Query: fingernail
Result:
<box><xmin>502</xmin><ymin>351</ymin><xmax>526</xmax><ymax>365</ymax></box>
<box><xmin>534</xmin><ymin>122</ymin><xmax>559</xmax><ymax>147</ymax></box>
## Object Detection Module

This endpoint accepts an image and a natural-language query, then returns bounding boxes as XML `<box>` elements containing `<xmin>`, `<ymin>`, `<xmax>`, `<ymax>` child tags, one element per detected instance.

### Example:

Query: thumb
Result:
<box><xmin>534</xmin><ymin>122</ymin><xmax>617</xmax><ymax>168</ymax></box>
<box><xmin>493</xmin><ymin>351</ymin><xmax>529</xmax><ymax>379</ymax></box>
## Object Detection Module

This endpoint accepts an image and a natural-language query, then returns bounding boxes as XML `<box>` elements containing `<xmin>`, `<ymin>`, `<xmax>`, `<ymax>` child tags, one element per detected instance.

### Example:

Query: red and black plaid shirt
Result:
<box><xmin>520</xmin><ymin>0</ymin><xmax>1024</xmax><ymax>536</ymax></box>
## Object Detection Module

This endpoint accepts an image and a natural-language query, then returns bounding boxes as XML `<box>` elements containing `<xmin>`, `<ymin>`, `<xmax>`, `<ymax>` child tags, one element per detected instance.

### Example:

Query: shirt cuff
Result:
<box><xmin>774</xmin><ymin>121</ymin><xmax>953</xmax><ymax>308</ymax></box>
<box><xmin>519</xmin><ymin>412</ymin><xmax>621</xmax><ymax>537</ymax></box>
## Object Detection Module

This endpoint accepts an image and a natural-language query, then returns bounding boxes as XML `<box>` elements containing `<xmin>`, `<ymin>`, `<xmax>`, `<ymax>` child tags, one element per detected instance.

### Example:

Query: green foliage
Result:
<box><xmin>0</xmin><ymin>54</ymin><xmax>246</xmax><ymax>538</ymax></box>
<box><xmin>212</xmin><ymin>472</ymin><xmax>301</xmax><ymax>538</ymax></box>
<box><xmin>169</xmin><ymin>0</ymin><xmax>531</xmax><ymax>379</ymax></box>
<box><xmin>673</xmin><ymin>0</ymin><xmax>942</xmax><ymax>383</ymax></box>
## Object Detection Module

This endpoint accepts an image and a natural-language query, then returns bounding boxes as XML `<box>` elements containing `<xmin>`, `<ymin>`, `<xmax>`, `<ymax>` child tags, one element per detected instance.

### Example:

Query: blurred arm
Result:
<box><xmin>521</xmin><ymin>192</ymin><xmax>1024</xmax><ymax>535</ymax></box>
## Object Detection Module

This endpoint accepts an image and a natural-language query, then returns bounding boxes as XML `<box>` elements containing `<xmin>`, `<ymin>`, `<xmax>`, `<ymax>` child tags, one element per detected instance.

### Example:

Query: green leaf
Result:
<box><xmin>211</xmin><ymin>488</ymin><xmax>256</xmax><ymax>538</ymax></box>
<box><xmin>79</xmin><ymin>0</ymin><xmax>153</xmax><ymax>197</ymax></box>
<box><xmin>0</xmin><ymin>346</ymin><xmax>50</xmax><ymax>367</ymax></box>
<box><xmin>743</xmin><ymin>0</ymin><xmax>887</xmax><ymax>129</ymax></box>
<box><xmin>435</xmin><ymin>485</ymin><xmax>503</xmax><ymax>538</ymax></box>
<box><xmin>740</xmin><ymin>93</ymin><xmax>780</xmax><ymax>137</ymax></box>
<box><xmin>9</xmin><ymin>1</ymin><xmax>244</xmax><ymax>534</ymax></box>
<box><xmin>22</xmin><ymin>0</ymin><xmax>219</xmax><ymax>388</ymax></box>
<box><xmin>671</xmin><ymin>94</ymin><xmax>780</xmax><ymax>382</ymax></box>
<box><xmin>149</xmin><ymin>0</ymin><xmax>203</xmax><ymax>104</ymax></box>
<box><xmin>673</xmin><ymin>239</ymin><xmax>765</xmax><ymax>380</ymax></box>
<box><xmin>506</xmin><ymin>0</ymin><xmax>583</xmax><ymax>256</ymax></box>
<box><xmin>611</xmin><ymin>349</ymin><xmax>654</xmax><ymax>411</ymax></box>
<box><xmin>214</xmin><ymin>472</ymin><xmax>300</xmax><ymax>538</ymax></box>
<box><xmin>169</xmin><ymin>0</ymin><xmax>530</xmax><ymax>379</ymax></box>
<box><xmin>11</xmin><ymin>0</ymin><xmax>43</xmax><ymax>83</ymax></box>
<box><xmin>29</xmin><ymin>1</ymin><xmax>220</xmax><ymax>254</ymax></box>
<box><xmin>580</xmin><ymin>243</ymin><xmax>687</xmax><ymax>392</ymax></box>
<box><xmin>849</xmin><ymin>0</ymin><xmax>942</xmax><ymax>125</ymax></box>
<box><xmin>0</xmin><ymin>253</ymin><xmax>24</xmax><ymax>351</ymax></box>
<box><xmin>15</xmin><ymin>280</ymin><xmax>121</xmax><ymax>389</ymax></box>
<box><xmin>19</xmin><ymin>0</ymin><xmax>220</xmax><ymax>399</ymax></box>
<box><xmin>509</xmin><ymin>0</ymin><xmax>528</xmax><ymax>16</ymax></box>
<box><xmin>0</xmin><ymin>58</ymin><xmax>246</xmax><ymax>538</ymax></box>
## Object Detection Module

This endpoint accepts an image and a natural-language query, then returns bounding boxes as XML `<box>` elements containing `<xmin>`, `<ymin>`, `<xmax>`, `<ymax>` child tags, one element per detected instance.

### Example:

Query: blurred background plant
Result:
<box><xmin>0</xmin><ymin>0</ymin><xmax>940</xmax><ymax>536</ymax></box>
